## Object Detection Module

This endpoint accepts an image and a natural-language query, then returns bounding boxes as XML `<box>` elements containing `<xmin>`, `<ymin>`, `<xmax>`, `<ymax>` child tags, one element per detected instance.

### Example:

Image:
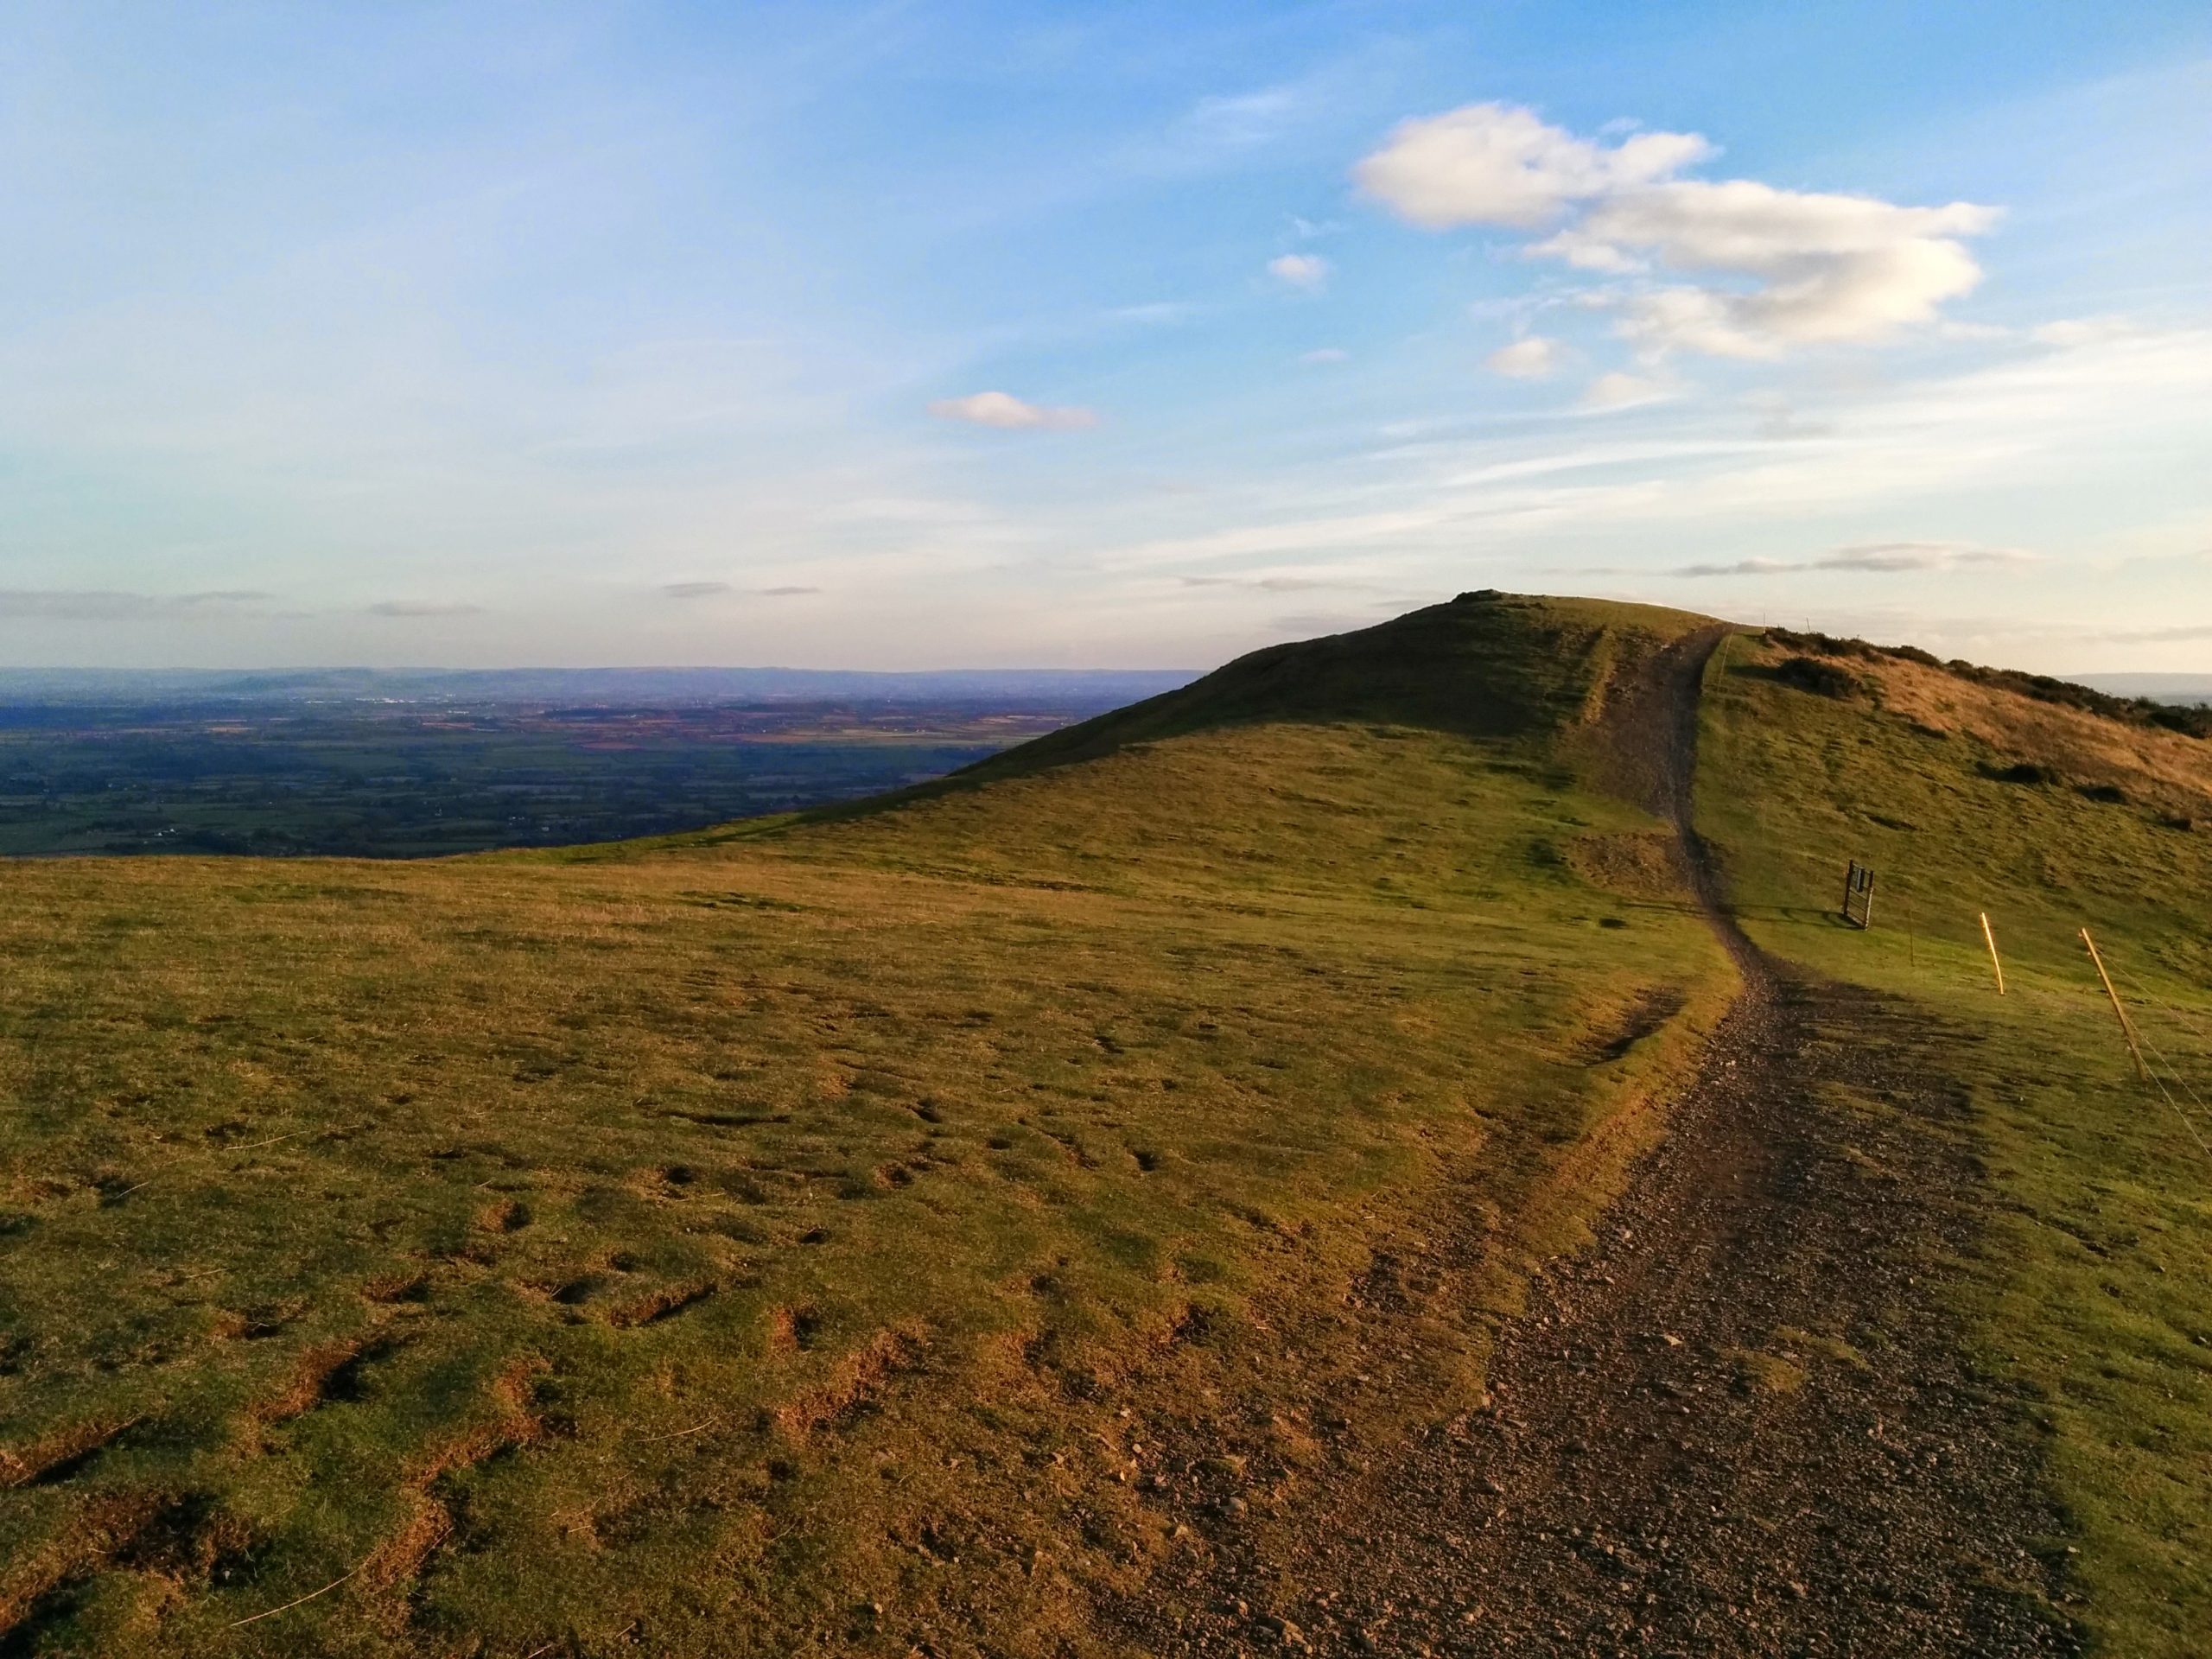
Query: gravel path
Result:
<box><xmin>1111</xmin><ymin>630</ymin><xmax>2077</xmax><ymax>1656</ymax></box>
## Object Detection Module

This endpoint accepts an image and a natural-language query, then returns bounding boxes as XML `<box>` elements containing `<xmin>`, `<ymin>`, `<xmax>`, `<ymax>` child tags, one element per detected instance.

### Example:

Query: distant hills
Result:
<box><xmin>0</xmin><ymin>664</ymin><xmax>1203</xmax><ymax>707</ymax></box>
<box><xmin>2073</xmin><ymin>672</ymin><xmax>2212</xmax><ymax>706</ymax></box>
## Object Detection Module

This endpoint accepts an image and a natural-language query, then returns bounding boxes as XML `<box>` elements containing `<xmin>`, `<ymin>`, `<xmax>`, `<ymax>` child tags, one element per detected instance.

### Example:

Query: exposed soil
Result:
<box><xmin>1109</xmin><ymin>629</ymin><xmax>2078</xmax><ymax>1656</ymax></box>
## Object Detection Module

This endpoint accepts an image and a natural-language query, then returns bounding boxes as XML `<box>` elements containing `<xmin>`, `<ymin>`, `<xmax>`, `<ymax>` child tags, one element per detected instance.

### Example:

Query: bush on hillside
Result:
<box><xmin>1772</xmin><ymin>655</ymin><xmax>1864</xmax><ymax>700</ymax></box>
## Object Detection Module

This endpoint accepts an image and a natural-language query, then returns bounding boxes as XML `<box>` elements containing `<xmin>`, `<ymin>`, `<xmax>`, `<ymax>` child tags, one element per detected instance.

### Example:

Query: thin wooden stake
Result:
<box><xmin>1980</xmin><ymin>912</ymin><xmax>2005</xmax><ymax>995</ymax></box>
<box><xmin>2081</xmin><ymin>928</ymin><xmax>2153</xmax><ymax>1084</ymax></box>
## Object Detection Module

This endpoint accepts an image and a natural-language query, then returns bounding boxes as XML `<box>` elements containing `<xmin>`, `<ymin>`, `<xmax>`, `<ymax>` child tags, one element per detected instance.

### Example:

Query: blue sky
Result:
<box><xmin>4</xmin><ymin>1</ymin><xmax>2209</xmax><ymax>670</ymax></box>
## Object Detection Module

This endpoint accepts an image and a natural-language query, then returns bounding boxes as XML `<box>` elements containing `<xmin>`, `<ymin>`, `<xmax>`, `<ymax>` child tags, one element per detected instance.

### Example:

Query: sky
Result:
<box><xmin>4</xmin><ymin>1</ymin><xmax>2210</xmax><ymax>672</ymax></box>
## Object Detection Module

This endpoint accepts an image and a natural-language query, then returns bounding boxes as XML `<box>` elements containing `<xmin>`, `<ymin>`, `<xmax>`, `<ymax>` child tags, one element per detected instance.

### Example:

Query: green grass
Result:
<box><xmin>0</xmin><ymin>594</ymin><xmax>1734</xmax><ymax>1656</ymax></box>
<box><xmin>1696</xmin><ymin>630</ymin><xmax>2212</xmax><ymax>1654</ymax></box>
<box><xmin>12</xmin><ymin>591</ymin><xmax>2201</xmax><ymax>1655</ymax></box>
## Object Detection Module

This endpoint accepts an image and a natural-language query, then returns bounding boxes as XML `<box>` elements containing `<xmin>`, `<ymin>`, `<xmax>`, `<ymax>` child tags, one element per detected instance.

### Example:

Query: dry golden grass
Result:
<box><xmin>1869</xmin><ymin>655</ymin><xmax>2212</xmax><ymax>818</ymax></box>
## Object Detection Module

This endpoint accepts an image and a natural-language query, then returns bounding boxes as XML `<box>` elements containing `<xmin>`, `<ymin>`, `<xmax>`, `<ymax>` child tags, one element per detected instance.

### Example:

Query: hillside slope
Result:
<box><xmin>1695</xmin><ymin>628</ymin><xmax>2212</xmax><ymax>1654</ymax></box>
<box><xmin>7</xmin><ymin>596</ymin><xmax>2202</xmax><ymax>1656</ymax></box>
<box><xmin>0</xmin><ymin>594</ymin><xmax>1738</xmax><ymax>1657</ymax></box>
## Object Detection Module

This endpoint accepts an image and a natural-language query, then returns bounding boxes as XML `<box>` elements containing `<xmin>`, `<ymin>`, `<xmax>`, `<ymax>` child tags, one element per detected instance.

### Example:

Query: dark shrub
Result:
<box><xmin>1773</xmin><ymin>655</ymin><xmax>1862</xmax><ymax>699</ymax></box>
<box><xmin>1986</xmin><ymin>761</ymin><xmax>2059</xmax><ymax>785</ymax></box>
<box><xmin>2149</xmin><ymin>704</ymin><xmax>2212</xmax><ymax>739</ymax></box>
<box><xmin>2076</xmin><ymin>783</ymin><xmax>2127</xmax><ymax>804</ymax></box>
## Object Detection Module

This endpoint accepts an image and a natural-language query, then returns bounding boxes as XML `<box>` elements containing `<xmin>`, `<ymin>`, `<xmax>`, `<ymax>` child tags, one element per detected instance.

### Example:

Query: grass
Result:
<box><xmin>10</xmin><ymin>590</ymin><xmax>2202</xmax><ymax>1654</ymax></box>
<box><xmin>0</xmin><ymin>594</ymin><xmax>1736</xmax><ymax>1656</ymax></box>
<box><xmin>1696</xmin><ymin>629</ymin><xmax>2212</xmax><ymax>1654</ymax></box>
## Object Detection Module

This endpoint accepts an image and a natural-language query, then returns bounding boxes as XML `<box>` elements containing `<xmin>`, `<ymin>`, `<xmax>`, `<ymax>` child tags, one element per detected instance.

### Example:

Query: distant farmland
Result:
<box><xmin>0</xmin><ymin>694</ymin><xmax>1179</xmax><ymax>858</ymax></box>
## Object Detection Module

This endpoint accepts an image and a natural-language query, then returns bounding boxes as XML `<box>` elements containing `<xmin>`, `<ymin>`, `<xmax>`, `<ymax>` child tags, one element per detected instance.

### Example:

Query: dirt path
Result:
<box><xmin>1112</xmin><ymin>631</ymin><xmax>2076</xmax><ymax>1656</ymax></box>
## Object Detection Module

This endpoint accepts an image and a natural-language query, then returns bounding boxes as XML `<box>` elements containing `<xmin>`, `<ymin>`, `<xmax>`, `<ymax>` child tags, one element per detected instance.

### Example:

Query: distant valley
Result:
<box><xmin>0</xmin><ymin>670</ymin><xmax>1196</xmax><ymax>857</ymax></box>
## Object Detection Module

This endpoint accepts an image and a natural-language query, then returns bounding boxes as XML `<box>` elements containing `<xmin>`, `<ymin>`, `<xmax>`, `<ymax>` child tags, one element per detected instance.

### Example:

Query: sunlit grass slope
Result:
<box><xmin>0</xmin><ymin>594</ymin><xmax>1734</xmax><ymax>1657</ymax></box>
<box><xmin>1697</xmin><ymin>632</ymin><xmax>2212</xmax><ymax>1656</ymax></box>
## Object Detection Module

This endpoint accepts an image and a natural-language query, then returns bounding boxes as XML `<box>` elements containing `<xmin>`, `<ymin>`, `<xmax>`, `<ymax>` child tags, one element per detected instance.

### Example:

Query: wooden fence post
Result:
<box><xmin>2080</xmin><ymin>928</ymin><xmax>2153</xmax><ymax>1084</ymax></box>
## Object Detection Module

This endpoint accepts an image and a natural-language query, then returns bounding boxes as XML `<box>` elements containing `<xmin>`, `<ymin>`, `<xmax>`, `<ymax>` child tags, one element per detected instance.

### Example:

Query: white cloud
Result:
<box><xmin>1355</xmin><ymin>102</ymin><xmax>1713</xmax><ymax>228</ymax></box>
<box><xmin>366</xmin><ymin>600</ymin><xmax>483</xmax><ymax>617</ymax></box>
<box><xmin>1268</xmin><ymin>253</ymin><xmax>1331</xmax><ymax>290</ymax></box>
<box><xmin>1580</xmin><ymin>371</ymin><xmax>1673</xmax><ymax>411</ymax></box>
<box><xmin>1485</xmin><ymin>336</ymin><xmax>1562</xmax><ymax>378</ymax></box>
<box><xmin>1670</xmin><ymin>541</ymin><xmax>2036</xmax><ymax>577</ymax></box>
<box><xmin>1573</xmin><ymin>181</ymin><xmax>1999</xmax><ymax>352</ymax></box>
<box><xmin>1356</xmin><ymin>103</ymin><xmax>1999</xmax><ymax>359</ymax></box>
<box><xmin>1300</xmin><ymin>347</ymin><xmax>1351</xmax><ymax>365</ymax></box>
<box><xmin>2031</xmin><ymin>315</ymin><xmax>2139</xmax><ymax>347</ymax></box>
<box><xmin>927</xmin><ymin>391</ymin><xmax>1098</xmax><ymax>430</ymax></box>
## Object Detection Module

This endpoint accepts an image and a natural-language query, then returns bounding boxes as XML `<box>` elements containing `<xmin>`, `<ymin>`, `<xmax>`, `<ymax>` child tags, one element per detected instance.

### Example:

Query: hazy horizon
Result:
<box><xmin>5</xmin><ymin>3</ymin><xmax>2209</xmax><ymax>674</ymax></box>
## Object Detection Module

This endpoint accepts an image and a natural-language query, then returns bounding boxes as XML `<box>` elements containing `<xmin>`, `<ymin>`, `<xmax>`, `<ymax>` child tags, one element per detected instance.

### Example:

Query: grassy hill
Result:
<box><xmin>0</xmin><ymin>594</ymin><xmax>1739</xmax><ymax>1656</ymax></box>
<box><xmin>2</xmin><ymin>593</ymin><xmax>2205</xmax><ymax>1656</ymax></box>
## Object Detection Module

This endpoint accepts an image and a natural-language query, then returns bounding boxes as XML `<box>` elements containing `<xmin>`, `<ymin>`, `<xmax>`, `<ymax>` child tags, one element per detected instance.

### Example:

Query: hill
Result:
<box><xmin>0</xmin><ymin>594</ymin><xmax>2206</xmax><ymax>1656</ymax></box>
<box><xmin>0</xmin><ymin>594</ymin><xmax>1738</xmax><ymax>1656</ymax></box>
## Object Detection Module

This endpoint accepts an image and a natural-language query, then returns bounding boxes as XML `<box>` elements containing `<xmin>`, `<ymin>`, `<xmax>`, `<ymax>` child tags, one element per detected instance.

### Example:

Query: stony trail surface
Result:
<box><xmin>1111</xmin><ymin>631</ymin><xmax>2077</xmax><ymax>1656</ymax></box>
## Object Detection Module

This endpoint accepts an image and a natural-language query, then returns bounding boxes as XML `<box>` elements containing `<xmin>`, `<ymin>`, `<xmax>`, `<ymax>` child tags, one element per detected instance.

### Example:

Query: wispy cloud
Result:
<box><xmin>0</xmin><ymin>589</ymin><xmax>272</xmax><ymax>620</ymax></box>
<box><xmin>366</xmin><ymin>600</ymin><xmax>483</xmax><ymax>617</ymax></box>
<box><xmin>1670</xmin><ymin>542</ymin><xmax>2034</xmax><ymax>577</ymax></box>
<box><xmin>1107</xmin><ymin>302</ymin><xmax>1198</xmax><ymax>326</ymax></box>
<box><xmin>928</xmin><ymin>391</ymin><xmax>1098</xmax><ymax>430</ymax></box>
<box><xmin>661</xmin><ymin>582</ymin><xmax>820</xmax><ymax>601</ymax></box>
<box><xmin>2082</xmin><ymin>622</ymin><xmax>2212</xmax><ymax>645</ymax></box>
<box><xmin>1176</xmin><ymin>573</ymin><xmax>1365</xmax><ymax>593</ymax></box>
<box><xmin>1580</xmin><ymin>371</ymin><xmax>1673</xmax><ymax>411</ymax></box>
<box><xmin>1181</xmin><ymin>86</ymin><xmax>1304</xmax><ymax>150</ymax></box>
<box><xmin>1267</xmin><ymin>253</ymin><xmax>1331</xmax><ymax>291</ymax></box>
<box><xmin>1486</xmin><ymin>336</ymin><xmax>1562</xmax><ymax>378</ymax></box>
